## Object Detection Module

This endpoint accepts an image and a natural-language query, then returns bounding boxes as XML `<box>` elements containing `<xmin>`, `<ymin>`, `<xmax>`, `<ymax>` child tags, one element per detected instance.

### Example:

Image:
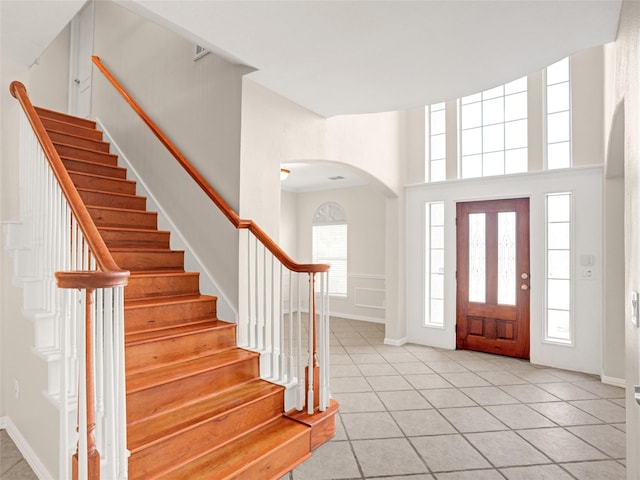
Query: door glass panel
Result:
<box><xmin>498</xmin><ymin>211</ymin><xmax>516</xmax><ymax>305</ymax></box>
<box><xmin>469</xmin><ymin>213</ymin><xmax>486</xmax><ymax>302</ymax></box>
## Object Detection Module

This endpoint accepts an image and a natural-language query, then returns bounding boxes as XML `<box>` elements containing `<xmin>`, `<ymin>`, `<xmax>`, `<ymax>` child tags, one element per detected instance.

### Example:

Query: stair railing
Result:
<box><xmin>10</xmin><ymin>82</ymin><xmax>130</xmax><ymax>480</ymax></box>
<box><xmin>92</xmin><ymin>56</ymin><xmax>332</xmax><ymax>415</ymax></box>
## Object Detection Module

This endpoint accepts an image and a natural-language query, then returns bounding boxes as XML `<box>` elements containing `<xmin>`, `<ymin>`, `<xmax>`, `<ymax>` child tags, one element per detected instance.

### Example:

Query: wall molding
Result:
<box><xmin>601</xmin><ymin>375</ymin><xmax>625</xmax><ymax>388</ymax></box>
<box><xmin>0</xmin><ymin>416</ymin><xmax>54</xmax><ymax>480</ymax></box>
<box><xmin>354</xmin><ymin>287</ymin><xmax>385</xmax><ymax>310</ymax></box>
<box><xmin>348</xmin><ymin>273</ymin><xmax>385</xmax><ymax>280</ymax></box>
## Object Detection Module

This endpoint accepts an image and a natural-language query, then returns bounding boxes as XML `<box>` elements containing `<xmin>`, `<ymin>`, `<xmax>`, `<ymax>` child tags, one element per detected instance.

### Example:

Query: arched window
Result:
<box><xmin>312</xmin><ymin>202</ymin><xmax>347</xmax><ymax>297</ymax></box>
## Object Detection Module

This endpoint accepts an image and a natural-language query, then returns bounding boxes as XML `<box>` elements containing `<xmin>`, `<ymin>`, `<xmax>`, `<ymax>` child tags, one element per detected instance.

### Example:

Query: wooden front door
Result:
<box><xmin>456</xmin><ymin>198</ymin><xmax>530</xmax><ymax>359</ymax></box>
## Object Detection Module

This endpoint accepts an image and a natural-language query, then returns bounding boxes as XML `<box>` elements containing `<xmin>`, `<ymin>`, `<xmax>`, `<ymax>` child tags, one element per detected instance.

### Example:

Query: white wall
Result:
<box><xmin>240</xmin><ymin>78</ymin><xmax>404</xmax><ymax>336</ymax></box>
<box><xmin>282</xmin><ymin>185</ymin><xmax>386</xmax><ymax>322</ymax></box>
<box><xmin>92</xmin><ymin>1</ymin><xmax>252</xmax><ymax>316</ymax></box>
<box><xmin>0</xmin><ymin>23</ymin><xmax>74</xmax><ymax>479</ymax></box>
<box><xmin>604</xmin><ymin>2</ymin><xmax>640</xmax><ymax>475</ymax></box>
<box><xmin>406</xmin><ymin>167</ymin><xmax>604</xmax><ymax>375</ymax></box>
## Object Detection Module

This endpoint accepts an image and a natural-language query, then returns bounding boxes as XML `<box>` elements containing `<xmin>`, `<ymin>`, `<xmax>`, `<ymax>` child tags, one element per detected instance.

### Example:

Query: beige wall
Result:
<box><xmin>604</xmin><ymin>2</ymin><xmax>640</xmax><ymax>474</ymax></box>
<box><xmin>282</xmin><ymin>185</ymin><xmax>386</xmax><ymax>322</ymax></box>
<box><xmin>92</xmin><ymin>1</ymin><xmax>252</xmax><ymax>314</ymax></box>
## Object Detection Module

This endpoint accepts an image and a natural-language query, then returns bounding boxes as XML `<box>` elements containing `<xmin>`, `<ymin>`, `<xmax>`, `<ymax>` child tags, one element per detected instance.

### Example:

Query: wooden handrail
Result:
<box><xmin>10</xmin><ymin>81</ymin><xmax>130</xmax><ymax>286</ymax></box>
<box><xmin>92</xmin><ymin>56</ymin><xmax>329</xmax><ymax>274</ymax></box>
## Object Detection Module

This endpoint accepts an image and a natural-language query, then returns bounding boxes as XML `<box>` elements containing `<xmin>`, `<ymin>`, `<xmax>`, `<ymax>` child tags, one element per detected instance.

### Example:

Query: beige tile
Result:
<box><xmin>545</xmin><ymin>368</ymin><xmax>598</xmax><ymax>382</ymax></box>
<box><xmin>512</xmin><ymin>369</ymin><xmax>562</xmax><ymax>384</ymax></box>
<box><xmin>499</xmin><ymin>384</ymin><xmax>561</xmax><ymax>403</ymax></box>
<box><xmin>411</xmin><ymin>434</ymin><xmax>490</xmax><ymax>472</ymax></box>
<box><xmin>517</xmin><ymin>428</ymin><xmax>608</xmax><ymax>463</ymax></box>
<box><xmin>331</xmin><ymin>376</ymin><xmax>372</xmax><ymax>393</ymax></box>
<box><xmin>457</xmin><ymin>360</ymin><xmax>504</xmax><ymax>372</ymax></box>
<box><xmin>570</xmin><ymin>399</ymin><xmax>626</xmax><ymax>423</ymax></box>
<box><xmin>426</xmin><ymin>361</ymin><xmax>470</xmax><ymax>373</ymax></box>
<box><xmin>406</xmin><ymin>374</ymin><xmax>453</xmax><ymax>389</ymax></box>
<box><xmin>1</xmin><ymin>459</ymin><xmax>39</xmax><ymax>479</ymax></box>
<box><xmin>537</xmin><ymin>382</ymin><xmax>599</xmax><ymax>401</ymax></box>
<box><xmin>440</xmin><ymin>372</ymin><xmax>491</xmax><ymax>388</ymax></box>
<box><xmin>439</xmin><ymin>407</ymin><xmax>507</xmax><ymax>433</ymax></box>
<box><xmin>350</xmin><ymin>353</ymin><xmax>387</xmax><ymax>364</ymax></box>
<box><xmin>352</xmin><ymin>438</ymin><xmax>429</xmax><ymax>477</ymax></box>
<box><xmin>476</xmin><ymin>371</ymin><xmax>528</xmax><ymax>386</ymax></box>
<box><xmin>380</xmin><ymin>351</ymin><xmax>420</xmax><ymax>363</ymax></box>
<box><xmin>561</xmin><ymin>460</ymin><xmax>626</xmax><ymax>480</ymax></box>
<box><xmin>333</xmin><ymin>414</ymin><xmax>348</xmax><ymax>441</ymax></box>
<box><xmin>367</xmin><ymin>375</ymin><xmax>414</xmax><ymax>391</ymax></box>
<box><xmin>435</xmin><ymin>470</ymin><xmax>503</xmax><ymax>480</ymax></box>
<box><xmin>332</xmin><ymin>392</ymin><xmax>385</xmax><ymax>412</ymax></box>
<box><xmin>573</xmin><ymin>381</ymin><xmax>625</xmax><ymax>399</ymax></box>
<box><xmin>410</xmin><ymin>350</ymin><xmax>453</xmax><ymax>363</ymax></box>
<box><xmin>392</xmin><ymin>409</ymin><xmax>456</xmax><ymax>436</ymax></box>
<box><xmin>529</xmin><ymin>402</ymin><xmax>603</xmax><ymax>426</ymax></box>
<box><xmin>291</xmin><ymin>441</ymin><xmax>360</xmax><ymax>479</ymax></box>
<box><xmin>484</xmin><ymin>404</ymin><xmax>555</xmax><ymax>429</ymax></box>
<box><xmin>341</xmin><ymin>411</ymin><xmax>404</xmax><ymax>440</ymax></box>
<box><xmin>420</xmin><ymin>388</ymin><xmax>476</xmax><ymax>408</ymax></box>
<box><xmin>330</xmin><ymin>364</ymin><xmax>362</xmax><ymax>378</ymax></box>
<box><xmin>378</xmin><ymin>390</ymin><xmax>432</xmax><ymax>411</ymax></box>
<box><xmin>344</xmin><ymin>345</ymin><xmax>378</xmax><ymax>354</ymax></box>
<box><xmin>466</xmin><ymin>431</ymin><xmax>551</xmax><ymax>467</ymax></box>
<box><xmin>568</xmin><ymin>424</ymin><xmax>626</xmax><ymax>458</ymax></box>
<box><xmin>393</xmin><ymin>362</ymin><xmax>435</xmax><ymax>375</ymax></box>
<box><xmin>500</xmin><ymin>464</ymin><xmax>574</xmax><ymax>479</ymax></box>
<box><xmin>358</xmin><ymin>363</ymin><xmax>398</xmax><ymax>376</ymax></box>
<box><xmin>460</xmin><ymin>386</ymin><xmax>519</xmax><ymax>406</ymax></box>
<box><xmin>376</xmin><ymin>475</ymin><xmax>434</xmax><ymax>480</ymax></box>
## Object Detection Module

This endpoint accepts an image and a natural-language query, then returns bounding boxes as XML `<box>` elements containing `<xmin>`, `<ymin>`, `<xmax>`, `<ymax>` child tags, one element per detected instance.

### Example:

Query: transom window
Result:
<box><xmin>312</xmin><ymin>202</ymin><xmax>347</xmax><ymax>297</ymax></box>
<box><xmin>459</xmin><ymin>77</ymin><xmax>528</xmax><ymax>178</ymax></box>
<box><xmin>546</xmin><ymin>57</ymin><xmax>572</xmax><ymax>169</ymax></box>
<box><xmin>427</xmin><ymin>103</ymin><xmax>446</xmax><ymax>182</ymax></box>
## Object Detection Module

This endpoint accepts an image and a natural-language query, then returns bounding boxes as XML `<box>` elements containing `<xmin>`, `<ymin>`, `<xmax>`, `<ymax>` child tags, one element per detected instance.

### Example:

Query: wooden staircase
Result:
<box><xmin>36</xmin><ymin>106</ymin><xmax>326</xmax><ymax>479</ymax></box>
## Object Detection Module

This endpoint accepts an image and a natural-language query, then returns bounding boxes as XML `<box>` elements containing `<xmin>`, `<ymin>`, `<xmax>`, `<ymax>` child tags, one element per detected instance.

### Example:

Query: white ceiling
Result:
<box><xmin>281</xmin><ymin>161</ymin><xmax>369</xmax><ymax>193</ymax></box>
<box><xmin>1</xmin><ymin>0</ymin><xmax>622</xmax><ymax>191</ymax></box>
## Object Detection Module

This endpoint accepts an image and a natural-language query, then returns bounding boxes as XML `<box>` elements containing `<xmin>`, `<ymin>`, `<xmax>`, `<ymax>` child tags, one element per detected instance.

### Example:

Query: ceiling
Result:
<box><xmin>1</xmin><ymin>0</ymin><xmax>622</xmax><ymax>191</ymax></box>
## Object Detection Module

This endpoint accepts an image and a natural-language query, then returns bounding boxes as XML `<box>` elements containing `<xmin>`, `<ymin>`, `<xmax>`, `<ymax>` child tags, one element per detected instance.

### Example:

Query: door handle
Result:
<box><xmin>74</xmin><ymin>79</ymin><xmax>80</xmax><ymax>85</ymax></box>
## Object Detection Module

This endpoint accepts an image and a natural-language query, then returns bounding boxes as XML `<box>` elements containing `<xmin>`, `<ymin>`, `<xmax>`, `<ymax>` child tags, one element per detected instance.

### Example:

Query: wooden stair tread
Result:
<box><xmin>124</xmin><ymin>293</ymin><xmax>213</xmax><ymax>308</ymax></box>
<box><xmin>47</xmin><ymin>129</ymin><xmax>110</xmax><ymax>151</ymax></box>
<box><xmin>76</xmin><ymin>187</ymin><xmax>147</xmax><ymax>199</ymax></box>
<box><xmin>127</xmin><ymin>379</ymin><xmax>283</xmax><ymax>450</ymax></box>
<box><xmin>35</xmin><ymin>106</ymin><xmax>96</xmax><ymax>128</ymax></box>
<box><xmin>98</xmin><ymin>226</ymin><xmax>167</xmax><ymax>234</ymax></box>
<box><xmin>68</xmin><ymin>170</ymin><xmax>136</xmax><ymax>184</ymax></box>
<box><xmin>125</xmin><ymin>319</ymin><xmax>232</xmax><ymax>345</ymax></box>
<box><xmin>126</xmin><ymin>348</ymin><xmax>257</xmax><ymax>393</ymax></box>
<box><xmin>128</xmin><ymin>271</ymin><xmax>198</xmax><ymax>279</ymax></box>
<box><xmin>86</xmin><ymin>205</ymin><xmax>154</xmax><ymax>216</ymax></box>
<box><xmin>161</xmin><ymin>417</ymin><xmax>310</xmax><ymax>480</ymax></box>
<box><xmin>61</xmin><ymin>156</ymin><xmax>126</xmax><ymax>173</ymax></box>
<box><xmin>40</xmin><ymin>116</ymin><xmax>103</xmax><ymax>138</ymax></box>
<box><xmin>52</xmin><ymin>140</ymin><xmax>113</xmax><ymax>156</ymax></box>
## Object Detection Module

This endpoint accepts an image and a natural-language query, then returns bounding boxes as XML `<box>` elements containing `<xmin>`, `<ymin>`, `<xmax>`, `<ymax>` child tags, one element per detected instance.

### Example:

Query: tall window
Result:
<box><xmin>459</xmin><ymin>77</ymin><xmax>528</xmax><ymax>178</ymax></box>
<box><xmin>427</xmin><ymin>103</ymin><xmax>446</xmax><ymax>182</ymax></box>
<box><xmin>546</xmin><ymin>57</ymin><xmax>571</xmax><ymax>169</ymax></box>
<box><xmin>425</xmin><ymin>202</ymin><xmax>445</xmax><ymax>326</ymax></box>
<box><xmin>546</xmin><ymin>193</ymin><xmax>572</xmax><ymax>344</ymax></box>
<box><xmin>312</xmin><ymin>202</ymin><xmax>347</xmax><ymax>297</ymax></box>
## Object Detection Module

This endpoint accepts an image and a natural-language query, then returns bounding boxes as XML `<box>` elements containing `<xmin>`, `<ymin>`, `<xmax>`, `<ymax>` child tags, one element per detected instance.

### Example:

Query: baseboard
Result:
<box><xmin>0</xmin><ymin>416</ymin><xmax>54</xmax><ymax>480</ymax></box>
<box><xmin>327</xmin><ymin>312</ymin><xmax>385</xmax><ymax>324</ymax></box>
<box><xmin>384</xmin><ymin>337</ymin><xmax>408</xmax><ymax>346</ymax></box>
<box><xmin>601</xmin><ymin>375</ymin><xmax>625</xmax><ymax>388</ymax></box>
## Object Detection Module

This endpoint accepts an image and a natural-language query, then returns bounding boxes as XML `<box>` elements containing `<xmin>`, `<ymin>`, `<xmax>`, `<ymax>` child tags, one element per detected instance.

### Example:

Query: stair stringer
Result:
<box><xmin>96</xmin><ymin>119</ymin><xmax>238</xmax><ymax>323</ymax></box>
<box><xmin>96</xmin><ymin>120</ymin><xmax>303</xmax><ymax>413</ymax></box>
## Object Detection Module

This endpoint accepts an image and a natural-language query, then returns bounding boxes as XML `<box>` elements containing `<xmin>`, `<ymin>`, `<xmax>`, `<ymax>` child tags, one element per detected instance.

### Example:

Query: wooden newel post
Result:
<box><xmin>56</xmin><ymin>270</ymin><xmax>129</xmax><ymax>480</ymax></box>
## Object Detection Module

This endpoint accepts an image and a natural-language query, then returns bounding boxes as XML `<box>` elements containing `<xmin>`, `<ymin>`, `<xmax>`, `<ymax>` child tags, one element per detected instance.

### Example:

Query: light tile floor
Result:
<box><xmin>284</xmin><ymin>318</ymin><xmax>627</xmax><ymax>480</ymax></box>
<box><xmin>1</xmin><ymin>318</ymin><xmax>627</xmax><ymax>480</ymax></box>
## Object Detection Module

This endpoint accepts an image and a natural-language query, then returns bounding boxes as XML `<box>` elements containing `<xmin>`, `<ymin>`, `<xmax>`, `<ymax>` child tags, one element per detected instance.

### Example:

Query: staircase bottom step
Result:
<box><xmin>160</xmin><ymin>417</ymin><xmax>311</xmax><ymax>480</ymax></box>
